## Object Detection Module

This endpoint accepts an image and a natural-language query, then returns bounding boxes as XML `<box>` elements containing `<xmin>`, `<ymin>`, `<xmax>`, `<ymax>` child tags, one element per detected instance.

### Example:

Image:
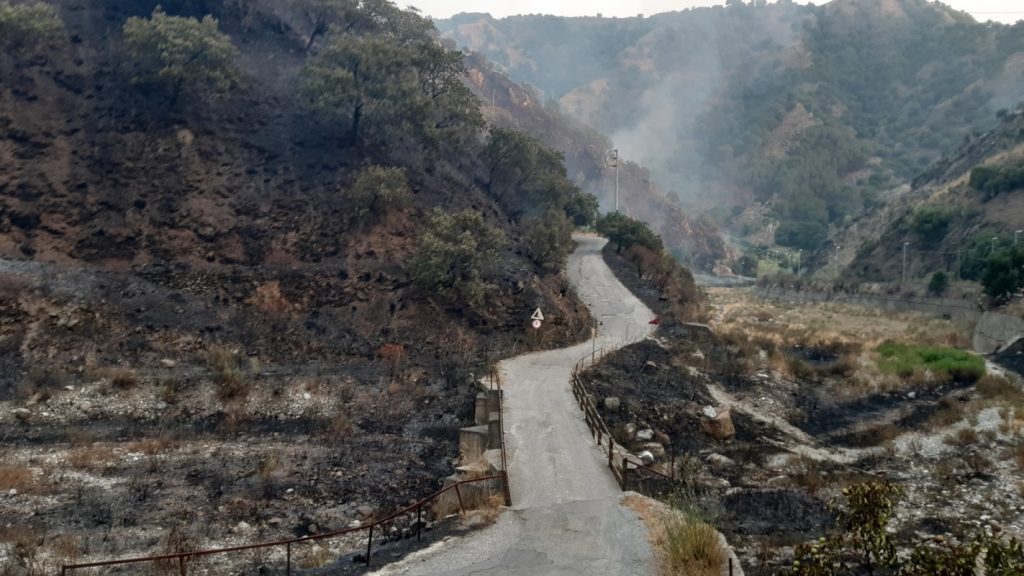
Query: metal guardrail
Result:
<box><xmin>570</xmin><ymin>348</ymin><xmax>675</xmax><ymax>495</ymax></box>
<box><xmin>63</xmin><ymin>386</ymin><xmax>514</xmax><ymax>575</ymax></box>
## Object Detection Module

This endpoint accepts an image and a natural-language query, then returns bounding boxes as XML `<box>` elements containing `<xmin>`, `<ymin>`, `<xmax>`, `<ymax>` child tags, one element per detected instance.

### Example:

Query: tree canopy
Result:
<box><xmin>410</xmin><ymin>209</ymin><xmax>506</xmax><ymax>309</ymax></box>
<box><xmin>122</xmin><ymin>8</ymin><xmax>239</xmax><ymax>105</ymax></box>
<box><xmin>597</xmin><ymin>212</ymin><xmax>664</xmax><ymax>254</ymax></box>
<box><xmin>302</xmin><ymin>23</ymin><xmax>481</xmax><ymax>151</ymax></box>
<box><xmin>0</xmin><ymin>1</ymin><xmax>64</xmax><ymax>59</ymax></box>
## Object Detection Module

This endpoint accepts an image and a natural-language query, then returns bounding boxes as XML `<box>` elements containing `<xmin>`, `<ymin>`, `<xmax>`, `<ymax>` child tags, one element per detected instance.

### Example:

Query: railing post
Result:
<box><xmin>454</xmin><ymin>483</ymin><xmax>465</xmax><ymax>514</ymax></box>
<box><xmin>622</xmin><ymin>460</ymin><xmax>629</xmax><ymax>491</ymax></box>
<box><xmin>729</xmin><ymin>557</ymin><xmax>734</xmax><ymax>576</ymax></box>
<box><xmin>178</xmin><ymin>555</ymin><xmax>186</xmax><ymax>576</ymax></box>
<box><xmin>608</xmin><ymin>436</ymin><xmax>613</xmax><ymax>469</ymax></box>
<box><xmin>62</xmin><ymin>567</ymin><xmax>67</xmax><ymax>576</ymax></box>
<box><xmin>417</xmin><ymin>504</ymin><xmax>423</xmax><ymax>542</ymax></box>
<box><xmin>502</xmin><ymin>470</ymin><xmax>511</xmax><ymax>506</ymax></box>
<box><xmin>286</xmin><ymin>542</ymin><xmax>291</xmax><ymax>576</ymax></box>
<box><xmin>366</xmin><ymin>525</ymin><xmax>373</xmax><ymax>566</ymax></box>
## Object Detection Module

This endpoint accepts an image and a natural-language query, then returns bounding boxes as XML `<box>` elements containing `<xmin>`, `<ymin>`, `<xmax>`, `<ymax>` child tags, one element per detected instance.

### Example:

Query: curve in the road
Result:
<box><xmin>370</xmin><ymin>235</ymin><xmax>657</xmax><ymax>576</ymax></box>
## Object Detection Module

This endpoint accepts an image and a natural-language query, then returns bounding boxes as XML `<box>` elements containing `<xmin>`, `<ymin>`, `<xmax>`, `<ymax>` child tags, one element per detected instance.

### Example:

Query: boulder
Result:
<box><xmin>706</xmin><ymin>453</ymin><xmax>737</xmax><ymax>467</ymax></box>
<box><xmin>160</xmin><ymin>358</ymin><xmax>177</xmax><ymax>368</ymax></box>
<box><xmin>638</xmin><ymin>451</ymin><xmax>655</xmax><ymax>465</ymax></box>
<box><xmin>701</xmin><ymin>406</ymin><xmax>718</xmax><ymax>419</ymax></box>
<box><xmin>636</xmin><ymin>429</ymin><xmax>654</xmax><ymax>442</ymax></box>
<box><xmin>643</xmin><ymin>442</ymin><xmax>666</xmax><ymax>458</ymax></box>
<box><xmin>234</xmin><ymin>521</ymin><xmax>253</xmax><ymax>534</ymax></box>
<box><xmin>604</xmin><ymin>397</ymin><xmax>621</xmax><ymax>412</ymax></box>
<box><xmin>357</xmin><ymin>505</ymin><xmax>374</xmax><ymax>519</ymax></box>
<box><xmin>12</xmin><ymin>408</ymin><xmax>31</xmax><ymax>421</ymax></box>
<box><xmin>700</xmin><ymin>407</ymin><xmax>735</xmax><ymax>440</ymax></box>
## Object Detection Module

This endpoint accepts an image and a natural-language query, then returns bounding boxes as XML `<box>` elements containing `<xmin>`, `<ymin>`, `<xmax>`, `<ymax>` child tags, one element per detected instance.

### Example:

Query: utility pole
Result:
<box><xmin>902</xmin><ymin>241</ymin><xmax>909</xmax><ymax>288</ymax></box>
<box><xmin>610</xmin><ymin>149</ymin><xmax>620</xmax><ymax>212</ymax></box>
<box><xmin>834</xmin><ymin>245</ymin><xmax>841</xmax><ymax>279</ymax></box>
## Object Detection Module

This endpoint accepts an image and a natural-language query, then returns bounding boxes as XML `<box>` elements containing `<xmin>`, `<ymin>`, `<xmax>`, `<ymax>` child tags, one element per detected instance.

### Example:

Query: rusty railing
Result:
<box><xmin>64</xmin><ymin>382</ymin><xmax>514</xmax><ymax>575</ymax></box>
<box><xmin>570</xmin><ymin>349</ymin><xmax>675</xmax><ymax>497</ymax></box>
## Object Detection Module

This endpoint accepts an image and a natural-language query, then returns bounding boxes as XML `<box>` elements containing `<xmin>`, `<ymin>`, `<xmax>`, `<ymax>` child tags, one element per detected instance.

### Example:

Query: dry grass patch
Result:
<box><xmin>68</xmin><ymin>444</ymin><xmax>117</xmax><ymax>470</ymax></box>
<box><xmin>127</xmin><ymin>437</ymin><xmax>177</xmax><ymax>455</ymax></box>
<box><xmin>623</xmin><ymin>494</ymin><xmax>727</xmax><ymax>576</ymax></box>
<box><xmin>0</xmin><ymin>465</ymin><xmax>34</xmax><ymax>492</ymax></box>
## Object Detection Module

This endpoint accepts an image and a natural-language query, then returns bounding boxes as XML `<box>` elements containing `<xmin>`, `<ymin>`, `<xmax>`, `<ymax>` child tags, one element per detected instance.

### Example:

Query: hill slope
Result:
<box><xmin>439</xmin><ymin>0</ymin><xmax>1024</xmax><ymax>248</ymax></box>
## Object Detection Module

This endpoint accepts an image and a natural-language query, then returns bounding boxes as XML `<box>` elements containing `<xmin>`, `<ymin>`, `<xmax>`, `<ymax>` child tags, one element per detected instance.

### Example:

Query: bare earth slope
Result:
<box><xmin>370</xmin><ymin>235</ymin><xmax>656</xmax><ymax>576</ymax></box>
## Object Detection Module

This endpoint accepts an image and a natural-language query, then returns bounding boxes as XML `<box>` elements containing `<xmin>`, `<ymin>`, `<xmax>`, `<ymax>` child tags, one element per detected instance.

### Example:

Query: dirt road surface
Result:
<box><xmin>369</xmin><ymin>235</ymin><xmax>657</xmax><ymax>575</ymax></box>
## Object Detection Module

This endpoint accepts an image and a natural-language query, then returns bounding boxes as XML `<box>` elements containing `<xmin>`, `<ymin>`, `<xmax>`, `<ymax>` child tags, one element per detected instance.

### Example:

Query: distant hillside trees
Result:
<box><xmin>122</xmin><ymin>8</ymin><xmax>239</xmax><ymax>106</ymax></box>
<box><xmin>0</xmin><ymin>1</ymin><xmax>65</xmax><ymax>61</ymax></box>
<box><xmin>910</xmin><ymin>206</ymin><xmax>954</xmax><ymax>247</ymax></box>
<box><xmin>774</xmin><ymin>221</ymin><xmax>827</xmax><ymax>250</ymax></box>
<box><xmin>970</xmin><ymin>163</ymin><xmax>1024</xmax><ymax>200</ymax></box>
<box><xmin>982</xmin><ymin>246</ymin><xmax>1024</xmax><ymax>303</ymax></box>
<box><xmin>565</xmin><ymin>189</ymin><xmax>599</xmax><ymax>228</ymax></box>
<box><xmin>411</xmin><ymin>209</ymin><xmax>506</xmax><ymax>308</ymax></box>
<box><xmin>484</xmin><ymin>128</ymin><xmax>578</xmax><ymax>220</ymax></box>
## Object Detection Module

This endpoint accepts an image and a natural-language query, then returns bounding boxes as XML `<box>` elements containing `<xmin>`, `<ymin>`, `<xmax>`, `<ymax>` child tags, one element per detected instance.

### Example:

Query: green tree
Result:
<box><xmin>485</xmin><ymin>128</ymin><xmax>576</xmax><ymax>219</ymax></box>
<box><xmin>565</xmin><ymin>190</ymin><xmax>600</xmax><ymax>228</ymax></box>
<box><xmin>523</xmin><ymin>210</ymin><xmax>574</xmax><ymax>271</ymax></box>
<box><xmin>981</xmin><ymin>246</ymin><xmax>1024</xmax><ymax>303</ymax></box>
<box><xmin>410</xmin><ymin>209</ymin><xmax>505</xmax><ymax>308</ymax></box>
<box><xmin>928</xmin><ymin>271</ymin><xmax>949</xmax><ymax>296</ymax></box>
<box><xmin>122</xmin><ymin>8</ymin><xmax>239</xmax><ymax>106</ymax></box>
<box><xmin>596</xmin><ymin>212</ymin><xmax>664</xmax><ymax>254</ymax></box>
<box><xmin>303</xmin><ymin>32</ymin><xmax>480</xmax><ymax>150</ymax></box>
<box><xmin>0</xmin><ymin>1</ymin><xmax>64</xmax><ymax>60</ymax></box>
<box><xmin>345</xmin><ymin>165</ymin><xmax>410</xmax><ymax>224</ymax></box>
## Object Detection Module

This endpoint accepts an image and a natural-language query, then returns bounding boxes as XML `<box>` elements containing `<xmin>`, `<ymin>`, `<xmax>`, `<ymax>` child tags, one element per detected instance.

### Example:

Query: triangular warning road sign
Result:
<box><xmin>531</xmin><ymin>308</ymin><xmax>544</xmax><ymax>321</ymax></box>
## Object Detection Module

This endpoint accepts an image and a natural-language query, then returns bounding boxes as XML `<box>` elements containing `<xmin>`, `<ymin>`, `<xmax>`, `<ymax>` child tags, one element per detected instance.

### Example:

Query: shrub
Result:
<box><xmin>345</xmin><ymin>165</ymin><xmax>411</xmax><ymax>224</ymax></box>
<box><xmin>207</xmin><ymin>346</ymin><xmax>246</xmax><ymax>399</ymax></box>
<box><xmin>911</xmin><ymin>207</ymin><xmax>954</xmax><ymax>246</ymax></box>
<box><xmin>664</xmin><ymin>516</ymin><xmax>726</xmax><ymax>576</ymax></box>
<box><xmin>108</xmin><ymin>367</ymin><xmax>139</xmax><ymax>390</ymax></box>
<box><xmin>928</xmin><ymin>271</ymin><xmax>949</xmax><ymax>296</ymax></box>
<box><xmin>410</xmin><ymin>209</ymin><xmax>505</xmax><ymax>308</ymax></box>
<box><xmin>875</xmin><ymin>341</ymin><xmax>984</xmax><ymax>383</ymax></box>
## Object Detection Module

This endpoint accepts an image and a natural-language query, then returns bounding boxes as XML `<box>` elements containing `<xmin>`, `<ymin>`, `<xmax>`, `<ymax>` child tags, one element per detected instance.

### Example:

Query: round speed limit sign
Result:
<box><xmin>531</xmin><ymin>319</ymin><xmax>542</xmax><ymax>329</ymax></box>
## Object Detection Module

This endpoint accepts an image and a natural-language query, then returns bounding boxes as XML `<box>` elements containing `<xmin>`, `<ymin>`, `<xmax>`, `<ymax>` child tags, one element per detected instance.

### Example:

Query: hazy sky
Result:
<box><xmin>409</xmin><ymin>0</ymin><xmax>1023</xmax><ymax>24</ymax></box>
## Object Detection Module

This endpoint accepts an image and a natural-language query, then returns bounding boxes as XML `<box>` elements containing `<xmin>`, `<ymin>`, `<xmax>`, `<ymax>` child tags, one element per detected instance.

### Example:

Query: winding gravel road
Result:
<box><xmin>370</xmin><ymin>235</ymin><xmax>657</xmax><ymax>576</ymax></box>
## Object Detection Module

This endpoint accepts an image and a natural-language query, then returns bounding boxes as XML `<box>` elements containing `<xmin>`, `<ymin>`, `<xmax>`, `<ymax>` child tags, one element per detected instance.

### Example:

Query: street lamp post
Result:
<box><xmin>902</xmin><ymin>241</ymin><xmax>909</xmax><ymax>288</ymax></box>
<box><xmin>834</xmin><ymin>245</ymin><xmax>841</xmax><ymax>279</ymax></box>
<box><xmin>610</xmin><ymin>149</ymin><xmax>620</xmax><ymax>212</ymax></box>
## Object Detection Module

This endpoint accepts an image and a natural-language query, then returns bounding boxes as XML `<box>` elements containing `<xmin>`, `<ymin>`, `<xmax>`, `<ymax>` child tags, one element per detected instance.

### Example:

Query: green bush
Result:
<box><xmin>344</xmin><ymin>165</ymin><xmax>410</xmax><ymax>224</ymax></box>
<box><xmin>410</xmin><ymin>209</ymin><xmax>505</xmax><ymax>308</ymax></box>
<box><xmin>970</xmin><ymin>163</ymin><xmax>1024</xmax><ymax>200</ymax></box>
<box><xmin>876</xmin><ymin>341</ymin><xmax>985</xmax><ymax>382</ymax></box>
<box><xmin>911</xmin><ymin>206</ymin><xmax>954</xmax><ymax>246</ymax></box>
<box><xmin>927</xmin><ymin>271</ymin><xmax>949</xmax><ymax>296</ymax></box>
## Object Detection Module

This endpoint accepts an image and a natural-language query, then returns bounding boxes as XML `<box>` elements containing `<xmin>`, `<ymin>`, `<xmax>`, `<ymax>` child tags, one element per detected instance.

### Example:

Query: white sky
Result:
<box><xmin>409</xmin><ymin>0</ymin><xmax>1023</xmax><ymax>24</ymax></box>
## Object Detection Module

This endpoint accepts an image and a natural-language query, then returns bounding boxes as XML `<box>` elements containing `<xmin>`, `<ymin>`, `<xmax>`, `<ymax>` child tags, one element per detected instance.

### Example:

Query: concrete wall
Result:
<box><xmin>974</xmin><ymin>312</ymin><xmax>1024</xmax><ymax>354</ymax></box>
